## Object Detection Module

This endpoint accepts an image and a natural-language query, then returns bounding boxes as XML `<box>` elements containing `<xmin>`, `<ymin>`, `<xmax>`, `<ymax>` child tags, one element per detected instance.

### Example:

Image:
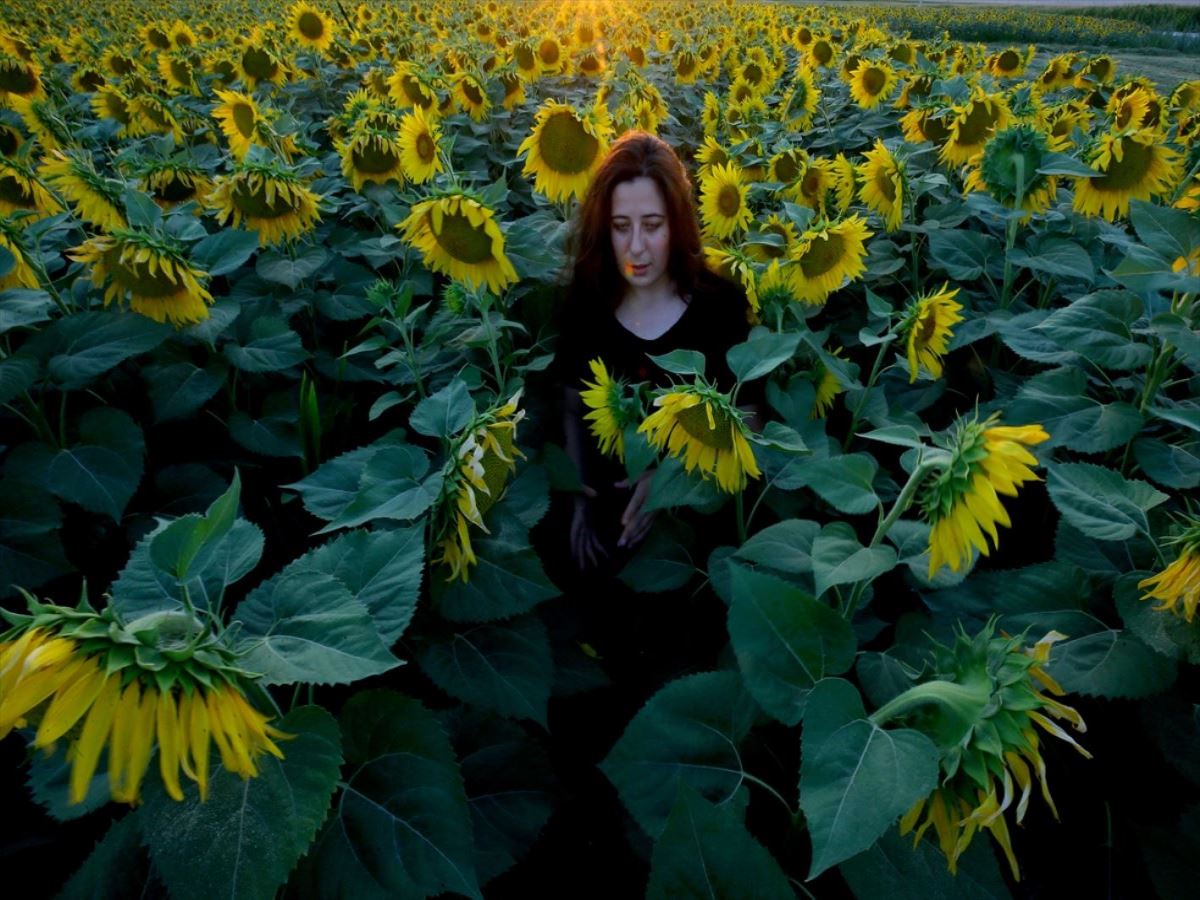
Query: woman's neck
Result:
<box><xmin>620</xmin><ymin>279</ymin><xmax>681</xmax><ymax>310</ymax></box>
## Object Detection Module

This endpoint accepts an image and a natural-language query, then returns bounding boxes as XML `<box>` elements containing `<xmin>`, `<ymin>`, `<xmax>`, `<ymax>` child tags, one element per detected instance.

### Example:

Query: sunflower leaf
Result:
<box><xmin>1047</xmin><ymin>462</ymin><xmax>1168</xmax><ymax>542</ymax></box>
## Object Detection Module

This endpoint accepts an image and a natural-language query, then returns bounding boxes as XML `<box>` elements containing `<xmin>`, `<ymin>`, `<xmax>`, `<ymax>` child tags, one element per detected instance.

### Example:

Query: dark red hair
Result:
<box><xmin>566</xmin><ymin>131</ymin><xmax>706</xmax><ymax>310</ymax></box>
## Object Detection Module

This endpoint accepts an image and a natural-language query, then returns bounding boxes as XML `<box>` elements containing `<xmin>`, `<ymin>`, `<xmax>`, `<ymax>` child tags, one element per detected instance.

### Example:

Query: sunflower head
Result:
<box><xmin>0</xmin><ymin>215</ymin><xmax>40</xmax><ymax>291</ymax></box>
<box><xmin>39</xmin><ymin>149</ymin><xmax>127</xmax><ymax>232</ymax></box>
<box><xmin>0</xmin><ymin>154</ymin><xmax>62</xmax><ymax>219</ymax></box>
<box><xmin>398</xmin><ymin>191</ymin><xmax>518</xmax><ymax>295</ymax></box>
<box><xmin>978</xmin><ymin>125</ymin><xmax>1058</xmax><ymax>216</ymax></box>
<box><xmin>699</xmin><ymin>162</ymin><xmax>753</xmax><ymax>240</ymax></box>
<box><xmin>941</xmin><ymin>91</ymin><xmax>1011</xmax><ymax>166</ymax></box>
<box><xmin>206</xmin><ymin>159</ymin><xmax>323</xmax><ymax>247</ymax></box>
<box><xmin>517</xmin><ymin>99</ymin><xmax>612</xmax><ymax>203</ymax></box>
<box><xmin>337</xmin><ymin>124</ymin><xmax>405</xmax><ymax>192</ymax></box>
<box><xmin>638</xmin><ymin>382</ymin><xmax>761</xmax><ymax>494</ymax></box>
<box><xmin>857</xmin><ymin>140</ymin><xmax>905</xmax><ymax>232</ymax></box>
<box><xmin>581</xmin><ymin>358</ymin><xmax>641</xmax><ymax>461</ymax></box>
<box><xmin>901</xmin><ymin>284</ymin><xmax>964</xmax><ymax>382</ymax></box>
<box><xmin>921</xmin><ymin>415</ymin><xmax>1049</xmax><ymax>575</ymax></box>
<box><xmin>892</xmin><ymin>620</ymin><xmax>1090</xmax><ymax>880</ymax></box>
<box><xmin>1138</xmin><ymin>514</ymin><xmax>1200</xmax><ymax>622</ymax></box>
<box><xmin>138</xmin><ymin>161</ymin><xmax>214</xmax><ymax>210</ymax></box>
<box><xmin>849</xmin><ymin>59</ymin><xmax>896</xmax><ymax>109</ymax></box>
<box><xmin>289</xmin><ymin>2</ymin><xmax>335</xmax><ymax>52</ymax></box>
<box><xmin>398</xmin><ymin>105</ymin><xmax>444</xmax><ymax>184</ymax></box>
<box><xmin>1073</xmin><ymin>129</ymin><xmax>1181</xmax><ymax>222</ymax></box>
<box><xmin>787</xmin><ymin>215</ymin><xmax>873</xmax><ymax>306</ymax></box>
<box><xmin>212</xmin><ymin>89</ymin><xmax>263</xmax><ymax>160</ymax></box>
<box><xmin>0</xmin><ymin>52</ymin><xmax>44</xmax><ymax>101</ymax></box>
<box><xmin>0</xmin><ymin>588</ymin><xmax>289</xmax><ymax>806</ymax></box>
<box><xmin>70</xmin><ymin>227</ymin><xmax>214</xmax><ymax>326</ymax></box>
<box><xmin>434</xmin><ymin>392</ymin><xmax>527</xmax><ymax>581</ymax></box>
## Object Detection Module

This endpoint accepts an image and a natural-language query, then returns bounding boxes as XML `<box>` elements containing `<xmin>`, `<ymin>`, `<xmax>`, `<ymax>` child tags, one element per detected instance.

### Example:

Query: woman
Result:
<box><xmin>557</xmin><ymin>130</ymin><xmax>760</xmax><ymax>572</ymax></box>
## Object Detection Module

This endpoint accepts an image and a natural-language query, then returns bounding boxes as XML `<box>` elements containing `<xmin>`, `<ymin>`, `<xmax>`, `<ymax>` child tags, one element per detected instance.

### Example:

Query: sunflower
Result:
<box><xmin>511</xmin><ymin>40</ymin><xmax>541</xmax><ymax>81</ymax></box>
<box><xmin>1035</xmin><ymin>54</ymin><xmax>1077</xmax><ymax>93</ymax></box>
<box><xmin>701</xmin><ymin>90</ymin><xmax>722</xmax><ymax>135</ymax></box>
<box><xmin>830</xmin><ymin>152</ymin><xmax>858</xmax><ymax>213</ymax></box>
<box><xmin>901</xmin><ymin>284</ymin><xmax>964</xmax><ymax>382</ymax></box>
<box><xmin>811</xmin><ymin>348</ymin><xmax>847</xmax><ymax>419</ymax></box>
<box><xmin>638</xmin><ymin>383</ymin><xmax>761</xmax><ymax>494</ymax></box>
<box><xmin>211</xmin><ymin>89</ymin><xmax>262</xmax><ymax>159</ymax></box>
<box><xmin>518</xmin><ymin>99</ymin><xmax>612</xmax><ymax>203</ymax></box>
<box><xmin>0</xmin><ymin>601</ymin><xmax>288</xmax><ymax>807</ymax></box>
<box><xmin>1074</xmin><ymin>55</ymin><xmax>1116</xmax><ymax>90</ymax></box>
<box><xmin>986</xmin><ymin>46</ymin><xmax>1032</xmax><ymax>79</ymax></box>
<box><xmin>695</xmin><ymin>162</ymin><xmax>750</xmax><ymax>240</ymax></box>
<box><xmin>1073</xmin><ymin>129</ymin><xmax>1180</xmax><ymax>221</ymax></box>
<box><xmin>89</xmin><ymin>84</ymin><xmax>134</xmax><ymax>135</ymax></box>
<box><xmin>387</xmin><ymin>63</ymin><xmax>439</xmax><ymax>112</ymax></box>
<box><xmin>40</xmin><ymin>150</ymin><xmax>126</xmax><ymax>231</ymax></box>
<box><xmin>793</xmin><ymin>157</ymin><xmax>836</xmax><ymax>212</ymax></box>
<box><xmin>941</xmin><ymin>91</ymin><xmax>1011</xmax><ymax>166</ymax></box>
<box><xmin>168</xmin><ymin>20</ymin><xmax>197</xmax><ymax>50</ymax></box>
<box><xmin>0</xmin><ymin>53</ymin><xmax>43</xmax><ymax>102</ymax></box>
<box><xmin>1139</xmin><ymin>517</ymin><xmax>1200</xmax><ymax>621</ymax></box>
<box><xmin>922</xmin><ymin>417</ymin><xmax>1049</xmax><ymax>576</ymax></box>
<box><xmin>139</xmin><ymin>162</ymin><xmax>214</xmax><ymax>210</ymax></box>
<box><xmin>70</xmin><ymin>229</ymin><xmax>214</xmax><ymax>326</ymax></box>
<box><xmin>1107</xmin><ymin>86</ymin><xmax>1157</xmax><ymax>132</ymax></box>
<box><xmin>856</xmin><ymin>140</ymin><xmax>904</xmax><ymax>231</ymax></box>
<box><xmin>809</xmin><ymin>37</ymin><xmax>835</xmax><ymax>69</ymax></box>
<box><xmin>1039</xmin><ymin>102</ymin><xmax>1091</xmax><ymax>151</ymax></box>
<box><xmin>0</xmin><ymin>217</ymin><xmax>40</xmax><ymax>290</ymax></box>
<box><xmin>434</xmin><ymin>393</ymin><xmax>526</xmax><ymax>581</ymax></box>
<box><xmin>337</xmin><ymin>125</ymin><xmax>405</xmax><ymax>192</ymax></box>
<box><xmin>849</xmin><ymin>60</ymin><xmax>896</xmax><ymax>109</ymax></box>
<box><xmin>901</xmin><ymin>105</ymin><xmax>953</xmax><ymax>147</ymax></box>
<box><xmin>895</xmin><ymin>73</ymin><xmax>933</xmax><ymax>110</ymax></box>
<box><xmin>890</xmin><ymin>623</ymin><xmax>1090</xmax><ymax>880</ymax></box>
<box><xmin>767</xmin><ymin>147</ymin><xmax>806</xmax><ymax>188</ymax></box>
<box><xmin>156</xmin><ymin>51</ymin><xmax>198</xmax><ymax>94</ymax></box>
<box><xmin>238</xmin><ymin>37</ymin><xmax>287</xmax><ymax>89</ymax></box>
<box><xmin>289</xmin><ymin>2</ymin><xmax>335</xmax><ymax>52</ymax></box>
<box><xmin>536</xmin><ymin>34</ymin><xmax>566</xmax><ymax>76</ymax></box>
<box><xmin>453</xmin><ymin>72</ymin><xmax>491</xmax><ymax>122</ymax></box>
<box><xmin>788</xmin><ymin>215</ymin><xmax>873</xmax><ymax>305</ymax></box>
<box><xmin>8</xmin><ymin>95</ymin><xmax>68</xmax><ymax>151</ymax></box>
<box><xmin>398</xmin><ymin>191</ymin><xmax>518</xmax><ymax>294</ymax></box>
<box><xmin>139</xmin><ymin>22</ymin><xmax>172</xmax><ymax>53</ymax></box>
<box><xmin>971</xmin><ymin>125</ymin><xmax>1059</xmax><ymax>218</ymax></box>
<box><xmin>126</xmin><ymin>93</ymin><xmax>184</xmax><ymax>143</ymax></box>
<box><xmin>207</xmin><ymin>162</ymin><xmax>323</xmax><ymax>247</ymax></box>
<box><xmin>580</xmin><ymin>358</ymin><xmax>634</xmax><ymax>461</ymax></box>
<box><xmin>70</xmin><ymin>66</ymin><xmax>105</xmax><ymax>94</ymax></box>
<box><xmin>0</xmin><ymin>124</ymin><xmax>22</xmax><ymax>157</ymax></box>
<box><xmin>780</xmin><ymin>66</ymin><xmax>820</xmax><ymax>130</ymax></box>
<box><xmin>398</xmin><ymin>106</ymin><xmax>444</xmax><ymax>184</ymax></box>
<box><xmin>673</xmin><ymin>49</ymin><xmax>699</xmax><ymax>85</ymax></box>
<box><xmin>0</xmin><ymin>156</ymin><xmax>62</xmax><ymax>219</ymax></box>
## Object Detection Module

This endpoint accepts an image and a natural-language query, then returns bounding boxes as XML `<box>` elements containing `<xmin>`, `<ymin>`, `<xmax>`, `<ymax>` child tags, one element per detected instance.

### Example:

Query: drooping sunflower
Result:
<box><xmin>900</xmin><ymin>284</ymin><xmax>964</xmax><ymax>382</ymax></box>
<box><xmin>858</xmin><ymin>140</ymin><xmax>905</xmax><ymax>231</ymax></box>
<box><xmin>207</xmin><ymin>162</ymin><xmax>323</xmax><ymax>246</ymax></box>
<box><xmin>337</xmin><ymin>125</ymin><xmax>405</xmax><ymax>192</ymax></box>
<box><xmin>0</xmin><ymin>155</ymin><xmax>62</xmax><ymax>219</ymax></box>
<box><xmin>970</xmin><ymin>125</ymin><xmax>1059</xmax><ymax>218</ymax></box>
<box><xmin>811</xmin><ymin>347</ymin><xmax>847</xmax><ymax>419</ymax></box>
<box><xmin>90</xmin><ymin>84</ymin><xmax>134</xmax><ymax>135</ymax></box>
<box><xmin>580</xmin><ymin>358</ymin><xmax>635</xmax><ymax>461</ymax></box>
<box><xmin>699</xmin><ymin>162</ymin><xmax>753</xmax><ymax>240</ymax></box>
<box><xmin>289</xmin><ymin>2</ymin><xmax>335</xmax><ymax>52</ymax></box>
<box><xmin>1139</xmin><ymin>516</ymin><xmax>1200</xmax><ymax>622</ymax></box>
<box><xmin>0</xmin><ymin>53</ymin><xmax>44</xmax><ymax>102</ymax></box>
<box><xmin>398</xmin><ymin>106</ymin><xmax>444</xmax><ymax>184</ymax></box>
<box><xmin>433</xmin><ymin>392</ymin><xmax>526</xmax><ymax>581</ymax></box>
<box><xmin>1074</xmin><ymin>54</ymin><xmax>1116</xmax><ymax>90</ymax></box>
<box><xmin>767</xmin><ymin>147</ymin><xmax>806</xmax><ymax>188</ymax></box>
<box><xmin>70</xmin><ymin>228</ymin><xmax>214</xmax><ymax>326</ymax></box>
<box><xmin>890</xmin><ymin>623</ymin><xmax>1090</xmax><ymax>880</ymax></box>
<box><xmin>126</xmin><ymin>93</ymin><xmax>185</xmax><ymax>143</ymax></box>
<box><xmin>156</xmin><ymin>51</ymin><xmax>198</xmax><ymax>95</ymax></box>
<box><xmin>901</xmin><ymin>104</ymin><xmax>954</xmax><ymax>147</ymax></box>
<box><xmin>0</xmin><ymin>217</ymin><xmax>40</xmax><ymax>290</ymax></box>
<box><xmin>39</xmin><ymin>150</ymin><xmax>126</xmax><ymax>231</ymax></box>
<box><xmin>1073</xmin><ymin>129</ymin><xmax>1180</xmax><ymax>221</ymax></box>
<box><xmin>1039</xmin><ymin>101</ymin><xmax>1091</xmax><ymax>151</ymax></box>
<box><xmin>518</xmin><ymin>99</ymin><xmax>612</xmax><ymax>203</ymax></box>
<box><xmin>986</xmin><ymin>46</ymin><xmax>1032</xmax><ymax>79</ymax></box>
<box><xmin>212</xmin><ymin>89</ymin><xmax>263</xmax><ymax>160</ymax></box>
<box><xmin>1035</xmin><ymin>54</ymin><xmax>1077</xmax><ymax>94</ymax></box>
<box><xmin>922</xmin><ymin>416</ymin><xmax>1050</xmax><ymax>576</ymax></box>
<box><xmin>848</xmin><ymin>60</ymin><xmax>896</xmax><ymax>110</ymax></box>
<box><xmin>238</xmin><ymin>36</ymin><xmax>287</xmax><ymax>89</ymax></box>
<box><xmin>398</xmin><ymin>191</ymin><xmax>518</xmax><ymax>294</ymax></box>
<box><xmin>139</xmin><ymin>162</ymin><xmax>214</xmax><ymax>210</ymax></box>
<box><xmin>788</xmin><ymin>215</ymin><xmax>873</xmax><ymax>305</ymax></box>
<box><xmin>499</xmin><ymin>70</ymin><xmax>525</xmax><ymax>111</ymax></box>
<box><xmin>701</xmin><ymin>90</ymin><xmax>722</xmax><ymax>136</ymax></box>
<box><xmin>779</xmin><ymin>66</ymin><xmax>820</xmax><ymax>130</ymax></box>
<box><xmin>941</xmin><ymin>90</ymin><xmax>1012</xmax><ymax>166</ymax></box>
<box><xmin>0</xmin><ymin>594</ymin><xmax>289</xmax><ymax>807</ymax></box>
<box><xmin>638</xmin><ymin>383</ymin><xmax>761</xmax><ymax>494</ymax></box>
<box><xmin>830</xmin><ymin>152</ymin><xmax>858</xmax><ymax>213</ymax></box>
<box><xmin>8</xmin><ymin>95</ymin><xmax>68</xmax><ymax>151</ymax></box>
<box><xmin>895</xmin><ymin>73</ymin><xmax>933</xmax><ymax>110</ymax></box>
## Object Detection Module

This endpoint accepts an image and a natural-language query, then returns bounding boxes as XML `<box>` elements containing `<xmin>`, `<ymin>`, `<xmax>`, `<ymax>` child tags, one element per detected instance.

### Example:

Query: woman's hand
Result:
<box><xmin>615</xmin><ymin>468</ymin><xmax>656</xmax><ymax>549</ymax></box>
<box><xmin>570</xmin><ymin>486</ymin><xmax>608</xmax><ymax>570</ymax></box>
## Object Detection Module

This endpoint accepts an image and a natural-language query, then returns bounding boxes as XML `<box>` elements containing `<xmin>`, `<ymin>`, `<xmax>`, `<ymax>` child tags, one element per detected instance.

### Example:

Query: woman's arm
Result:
<box><xmin>563</xmin><ymin>385</ymin><xmax>607</xmax><ymax>568</ymax></box>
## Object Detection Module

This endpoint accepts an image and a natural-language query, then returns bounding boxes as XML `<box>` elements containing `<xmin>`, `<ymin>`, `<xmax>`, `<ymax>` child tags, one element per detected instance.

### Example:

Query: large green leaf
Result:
<box><xmin>1045</xmin><ymin>627</ymin><xmax>1176</xmax><ymax>699</ymax></box>
<box><xmin>839</xmin><ymin>828</ymin><xmax>1011</xmax><ymax>900</ymax></box>
<box><xmin>921</xmin><ymin>561</ymin><xmax>1094</xmax><ymax>635</ymax></box>
<box><xmin>618</xmin><ymin>528</ymin><xmax>695</xmax><ymax>593</ymax></box>
<box><xmin>734</xmin><ymin>518</ymin><xmax>821</xmax><ymax>575</ymax></box>
<box><xmin>301</xmin><ymin>527</ymin><xmax>424</xmax><ymax>644</ymax></box>
<box><xmin>223</xmin><ymin>316</ymin><xmax>309</xmax><ymax>372</ymax></box>
<box><xmin>727</xmin><ymin>328</ymin><xmax>802</xmax><ymax>382</ymax></box>
<box><xmin>34</xmin><ymin>311</ymin><xmax>171</xmax><ymax>388</ymax></box>
<box><xmin>233</xmin><ymin>561</ymin><xmax>402</xmax><ymax>686</ymax></box>
<box><xmin>1130</xmin><ymin>199</ymin><xmax>1200</xmax><ymax>263</ymax></box>
<box><xmin>927</xmin><ymin>229</ymin><xmax>1001</xmax><ymax>281</ymax></box>
<box><xmin>415</xmin><ymin>614</ymin><xmax>553</xmax><ymax>726</ymax></box>
<box><xmin>6</xmin><ymin>407</ymin><xmax>144</xmax><ymax>521</ymax></box>
<box><xmin>1134</xmin><ymin>438</ymin><xmax>1200</xmax><ymax>489</ymax></box>
<box><xmin>310</xmin><ymin>691</ymin><xmax>482</xmax><ymax>900</ymax></box>
<box><xmin>0</xmin><ymin>479</ymin><xmax>72</xmax><ymax>597</ymax></box>
<box><xmin>1032</xmin><ymin>291</ymin><xmax>1151</xmax><ymax>370</ymax></box>
<box><xmin>728</xmin><ymin>567</ymin><xmax>856</xmax><ymax>725</ymax></box>
<box><xmin>600</xmin><ymin>670</ymin><xmax>762</xmax><ymax>839</ymax></box>
<box><xmin>409</xmin><ymin>378</ymin><xmax>476</xmax><ymax>439</ymax></box>
<box><xmin>1047</xmin><ymin>462</ymin><xmax>1168</xmax><ymax>542</ymax></box>
<box><xmin>190</xmin><ymin>227</ymin><xmax>260</xmax><ymax>276</ymax></box>
<box><xmin>646</xmin><ymin>782</ymin><xmax>794</xmax><ymax>900</ymax></box>
<box><xmin>1005</xmin><ymin>367</ymin><xmax>1142</xmax><ymax>454</ymax></box>
<box><xmin>148</xmin><ymin>471</ymin><xmax>241</xmax><ymax>581</ymax></box>
<box><xmin>256</xmin><ymin>245</ymin><xmax>330</xmax><ymax>289</ymax></box>
<box><xmin>316</xmin><ymin>444</ymin><xmax>441</xmax><ymax>534</ymax></box>
<box><xmin>811</xmin><ymin>522</ymin><xmax>898</xmax><ymax>597</ymax></box>
<box><xmin>145</xmin><ymin>358</ymin><xmax>228</xmax><ymax>423</ymax></box>
<box><xmin>441</xmin><ymin>708</ymin><xmax>555</xmax><ymax>885</ymax></box>
<box><xmin>644</xmin><ymin>455</ymin><xmax>727</xmax><ymax>513</ymax></box>
<box><xmin>0</xmin><ymin>288</ymin><xmax>53</xmax><ymax>334</ymax></box>
<box><xmin>802</xmin><ymin>454</ymin><xmax>880</xmax><ymax>515</ymax></box>
<box><xmin>799</xmin><ymin>678</ymin><xmax>940</xmax><ymax>879</ymax></box>
<box><xmin>1009</xmin><ymin>236</ymin><xmax>1094</xmax><ymax>283</ymax></box>
<box><xmin>431</xmin><ymin>513</ymin><xmax>559</xmax><ymax>623</ymax></box>
<box><xmin>0</xmin><ymin>353</ymin><xmax>37</xmax><ymax>405</ymax></box>
<box><xmin>1116</xmin><ymin>572</ymin><xmax>1200</xmax><ymax>665</ymax></box>
<box><xmin>140</xmin><ymin>706</ymin><xmax>341</xmax><ymax>900</ymax></box>
<box><xmin>283</xmin><ymin>433</ymin><xmax>407</xmax><ymax>521</ymax></box>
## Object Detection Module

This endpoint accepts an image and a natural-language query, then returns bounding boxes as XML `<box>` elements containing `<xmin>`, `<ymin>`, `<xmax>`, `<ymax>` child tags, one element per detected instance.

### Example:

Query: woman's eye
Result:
<box><xmin>613</xmin><ymin>223</ymin><xmax>629</xmax><ymax>233</ymax></box>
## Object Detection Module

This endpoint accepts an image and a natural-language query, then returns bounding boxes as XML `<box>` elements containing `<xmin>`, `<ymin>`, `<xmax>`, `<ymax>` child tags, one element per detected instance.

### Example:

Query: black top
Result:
<box><xmin>555</xmin><ymin>269</ymin><xmax>755</xmax><ymax>395</ymax></box>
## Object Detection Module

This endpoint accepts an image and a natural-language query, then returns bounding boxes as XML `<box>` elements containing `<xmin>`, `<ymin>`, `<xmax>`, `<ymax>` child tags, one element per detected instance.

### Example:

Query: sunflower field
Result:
<box><xmin>2</xmin><ymin>0</ymin><xmax>1200</xmax><ymax>896</ymax></box>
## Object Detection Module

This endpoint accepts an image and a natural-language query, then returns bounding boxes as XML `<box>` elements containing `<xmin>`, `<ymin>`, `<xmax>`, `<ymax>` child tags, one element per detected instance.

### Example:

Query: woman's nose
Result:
<box><xmin>629</xmin><ymin>227</ymin><xmax>645</xmax><ymax>253</ymax></box>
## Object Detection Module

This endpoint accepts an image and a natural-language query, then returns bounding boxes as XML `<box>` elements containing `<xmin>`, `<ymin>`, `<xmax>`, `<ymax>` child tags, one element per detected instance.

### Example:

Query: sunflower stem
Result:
<box><xmin>1170</xmin><ymin>155</ymin><xmax>1200</xmax><ymax>206</ymax></box>
<box><xmin>741</xmin><ymin>770</ymin><xmax>795</xmax><ymax>818</ymax></box>
<box><xmin>869</xmin><ymin>678</ymin><xmax>989</xmax><ymax>727</ymax></box>
<box><xmin>843</xmin><ymin>336</ymin><xmax>891</xmax><ymax>451</ymax></box>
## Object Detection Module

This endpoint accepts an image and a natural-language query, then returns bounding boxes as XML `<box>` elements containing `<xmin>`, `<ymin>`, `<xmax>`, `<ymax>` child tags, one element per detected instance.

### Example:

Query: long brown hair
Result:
<box><xmin>566</xmin><ymin>131</ymin><xmax>706</xmax><ymax>310</ymax></box>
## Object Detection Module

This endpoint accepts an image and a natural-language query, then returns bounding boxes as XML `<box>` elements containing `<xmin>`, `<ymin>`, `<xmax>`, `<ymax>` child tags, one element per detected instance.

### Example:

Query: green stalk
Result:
<box><xmin>999</xmin><ymin>156</ymin><xmax>1026</xmax><ymax>311</ymax></box>
<box><xmin>869</xmin><ymin>678</ymin><xmax>988</xmax><ymax>727</ymax></box>
<box><xmin>843</xmin><ymin>335</ymin><xmax>893</xmax><ymax>451</ymax></box>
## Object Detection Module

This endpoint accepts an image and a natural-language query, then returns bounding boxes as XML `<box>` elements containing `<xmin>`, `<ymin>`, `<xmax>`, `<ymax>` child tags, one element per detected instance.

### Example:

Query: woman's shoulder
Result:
<box><xmin>690</xmin><ymin>269</ymin><xmax>750</xmax><ymax>322</ymax></box>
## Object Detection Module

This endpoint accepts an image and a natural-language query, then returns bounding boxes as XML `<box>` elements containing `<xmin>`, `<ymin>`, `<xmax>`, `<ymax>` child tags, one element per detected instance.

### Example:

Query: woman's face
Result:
<box><xmin>610</xmin><ymin>176</ymin><xmax>671</xmax><ymax>295</ymax></box>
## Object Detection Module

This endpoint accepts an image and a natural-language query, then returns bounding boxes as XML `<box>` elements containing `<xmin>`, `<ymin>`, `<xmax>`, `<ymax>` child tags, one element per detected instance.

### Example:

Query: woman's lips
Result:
<box><xmin>629</xmin><ymin>263</ymin><xmax>649</xmax><ymax>274</ymax></box>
